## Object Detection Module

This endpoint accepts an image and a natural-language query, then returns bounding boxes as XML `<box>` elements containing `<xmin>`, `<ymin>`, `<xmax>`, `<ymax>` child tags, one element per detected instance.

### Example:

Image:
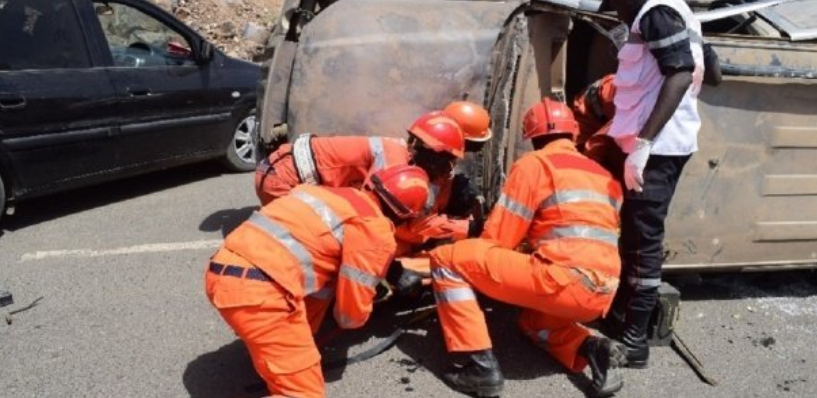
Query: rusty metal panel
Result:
<box><xmin>763</xmin><ymin>175</ymin><xmax>817</xmax><ymax>195</ymax></box>
<box><xmin>664</xmin><ymin>35</ymin><xmax>817</xmax><ymax>270</ymax></box>
<box><xmin>286</xmin><ymin>0</ymin><xmax>523</xmax><ymax>140</ymax></box>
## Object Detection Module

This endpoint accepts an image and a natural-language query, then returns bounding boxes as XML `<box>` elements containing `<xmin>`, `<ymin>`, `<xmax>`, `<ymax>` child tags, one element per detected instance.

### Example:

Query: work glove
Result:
<box><xmin>623</xmin><ymin>137</ymin><xmax>652</xmax><ymax>193</ymax></box>
<box><xmin>385</xmin><ymin>261</ymin><xmax>424</xmax><ymax>298</ymax></box>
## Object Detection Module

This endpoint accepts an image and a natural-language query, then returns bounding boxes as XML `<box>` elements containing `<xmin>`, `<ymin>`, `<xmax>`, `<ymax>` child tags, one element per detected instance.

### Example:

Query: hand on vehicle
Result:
<box><xmin>623</xmin><ymin>138</ymin><xmax>651</xmax><ymax>192</ymax></box>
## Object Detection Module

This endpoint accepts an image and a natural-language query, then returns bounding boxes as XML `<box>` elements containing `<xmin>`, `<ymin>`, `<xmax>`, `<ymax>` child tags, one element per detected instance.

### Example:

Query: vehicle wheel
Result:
<box><xmin>223</xmin><ymin>109</ymin><xmax>258</xmax><ymax>172</ymax></box>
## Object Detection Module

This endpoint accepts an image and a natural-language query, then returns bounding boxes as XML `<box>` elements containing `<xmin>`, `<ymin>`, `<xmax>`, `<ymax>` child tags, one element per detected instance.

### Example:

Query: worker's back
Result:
<box><xmin>225</xmin><ymin>185</ymin><xmax>395</xmax><ymax>298</ymax></box>
<box><xmin>483</xmin><ymin>139</ymin><xmax>622</xmax><ymax>278</ymax></box>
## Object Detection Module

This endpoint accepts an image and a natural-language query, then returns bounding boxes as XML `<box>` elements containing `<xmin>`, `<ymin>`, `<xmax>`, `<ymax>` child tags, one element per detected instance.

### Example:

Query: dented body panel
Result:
<box><xmin>260</xmin><ymin>0</ymin><xmax>817</xmax><ymax>271</ymax></box>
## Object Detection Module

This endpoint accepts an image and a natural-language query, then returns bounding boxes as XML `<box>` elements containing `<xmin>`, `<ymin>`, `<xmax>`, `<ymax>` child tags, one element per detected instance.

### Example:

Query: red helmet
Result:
<box><xmin>522</xmin><ymin>98</ymin><xmax>579</xmax><ymax>141</ymax></box>
<box><xmin>408</xmin><ymin>111</ymin><xmax>465</xmax><ymax>159</ymax></box>
<box><xmin>365</xmin><ymin>165</ymin><xmax>430</xmax><ymax>220</ymax></box>
<box><xmin>444</xmin><ymin>101</ymin><xmax>493</xmax><ymax>143</ymax></box>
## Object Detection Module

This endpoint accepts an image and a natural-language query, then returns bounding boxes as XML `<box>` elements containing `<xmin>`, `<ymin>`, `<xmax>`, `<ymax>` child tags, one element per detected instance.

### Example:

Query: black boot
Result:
<box><xmin>443</xmin><ymin>350</ymin><xmax>504</xmax><ymax>397</ymax></box>
<box><xmin>619</xmin><ymin>308</ymin><xmax>652</xmax><ymax>368</ymax></box>
<box><xmin>579</xmin><ymin>336</ymin><xmax>624</xmax><ymax>397</ymax></box>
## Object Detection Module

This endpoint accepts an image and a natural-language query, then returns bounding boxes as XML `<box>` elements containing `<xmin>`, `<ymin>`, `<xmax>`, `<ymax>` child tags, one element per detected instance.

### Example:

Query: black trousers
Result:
<box><xmin>617</xmin><ymin>154</ymin><xmax>691</xmax><ymax>314</ymax></box>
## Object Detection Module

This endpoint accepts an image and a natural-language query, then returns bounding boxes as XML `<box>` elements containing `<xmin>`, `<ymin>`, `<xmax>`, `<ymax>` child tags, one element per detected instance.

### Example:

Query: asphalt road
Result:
<box><xmin>2</xmin><ymin>162</ymin><xmax>816</xmax><ymax>398</ymax></box>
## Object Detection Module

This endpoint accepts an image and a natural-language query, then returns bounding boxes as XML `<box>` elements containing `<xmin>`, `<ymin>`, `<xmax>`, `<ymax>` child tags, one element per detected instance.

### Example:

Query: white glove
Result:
<box><xmin>623</xmin><ymin>138</ymin><xmax>652</xmax><ymax>193</ymax></box>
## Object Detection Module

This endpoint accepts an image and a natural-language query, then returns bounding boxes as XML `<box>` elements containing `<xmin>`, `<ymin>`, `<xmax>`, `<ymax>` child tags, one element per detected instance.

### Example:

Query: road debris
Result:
<box><xmin>3</xmin><ymin>296</ymin><xmax>44</xmax><ymax>325</ymax></box>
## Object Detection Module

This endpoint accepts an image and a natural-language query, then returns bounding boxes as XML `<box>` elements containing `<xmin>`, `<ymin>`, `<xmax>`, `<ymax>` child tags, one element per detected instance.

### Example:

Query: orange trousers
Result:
<box><xmin>205</xmin><ymin>249</ymin><xmax>326</xmax><ymax>398</ymax></box>
<box><xmin>429</xmin><ymin>239</ymin><xmax>614</xmax><ymax>373</ymax></box>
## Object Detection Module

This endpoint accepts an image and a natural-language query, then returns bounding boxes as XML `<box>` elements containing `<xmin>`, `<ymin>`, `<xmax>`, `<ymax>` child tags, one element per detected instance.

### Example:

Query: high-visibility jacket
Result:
<box><xmin>482</xmin><ymin>139</ymin><xmax>623</xmax><ymax>280</ymax></box>
<box><xmin>609</xmin><ymin>0</ymin><xmax>704</xmax><ymax>155</ymax></box>
<box><xmin>255</xmin><ymin>135</ymin><xmax>410</xmax><ymax>204</ymax></box>
<box><xmin>394</xmin><ymin>175</ymin><xmax>470</xmax><ymax>251</ymax></box>
<box><xmin>573</xmin><ymin>74</ymin><xmax>616</xmax><ymax>149</ymax></box>
<box><xmin>224</xmin><ymin>185</ymin><xmax>397</xmax><ymax>329</ymax></box>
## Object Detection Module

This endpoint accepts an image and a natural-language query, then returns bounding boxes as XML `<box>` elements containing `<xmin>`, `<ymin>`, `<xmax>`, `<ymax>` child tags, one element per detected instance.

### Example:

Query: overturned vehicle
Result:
<box><xmin>255</xmin><ymin>0</ymin><xmax>817</xmax><ymax>273</ymax></box>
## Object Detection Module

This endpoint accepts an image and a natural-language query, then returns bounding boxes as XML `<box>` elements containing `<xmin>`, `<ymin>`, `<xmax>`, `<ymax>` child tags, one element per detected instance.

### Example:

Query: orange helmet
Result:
<box><xmin>365</xmin><ymin>165</ymin><xmax>430</xmax><ymax>220</ymax></box>
<box><xmin>522</xmin><ymin>98</ymin><xmax>579</xmax><ymax>141</ymax></box>
<box><xmin>408</xmin><ymin>111</ymin><xmax>465</xmax><ymax>159</ymax></box>
<box><xmin>444</xmin><ymin>101</ymin><xmax>492</xmax><ymax>143</ymax></box>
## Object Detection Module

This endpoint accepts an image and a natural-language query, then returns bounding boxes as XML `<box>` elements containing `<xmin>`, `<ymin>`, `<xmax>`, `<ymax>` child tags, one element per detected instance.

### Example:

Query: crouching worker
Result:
<box><xmin>428</xmin><ymin>99</ymin><xmax>625</xmax><ymax>397</ymax></box>
<box><xmin>206</xmin><ymin>165</ymin><xmax>430</xmax><ymax>398</ymax></box>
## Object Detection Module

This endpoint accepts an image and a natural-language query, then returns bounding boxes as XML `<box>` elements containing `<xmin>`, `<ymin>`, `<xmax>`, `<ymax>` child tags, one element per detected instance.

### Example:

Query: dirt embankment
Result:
<box><xmin>151</xmin><ymin>0</ymin><xmax>284</xmax><ymax>62</ymax></box>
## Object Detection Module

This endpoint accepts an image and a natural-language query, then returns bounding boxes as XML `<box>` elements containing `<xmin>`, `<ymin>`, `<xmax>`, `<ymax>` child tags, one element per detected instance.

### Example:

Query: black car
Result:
<box><xmin>0</xmin><ymin>0</ymin><xmax>260</xmax><ymax>220</ymax></box>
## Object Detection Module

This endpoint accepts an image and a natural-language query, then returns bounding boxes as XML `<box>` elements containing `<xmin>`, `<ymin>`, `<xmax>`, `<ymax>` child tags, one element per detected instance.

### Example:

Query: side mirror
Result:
<box><xmin>196</xmin><ymin>41</ymin><xmax>215</xmax><ymax>64</ymax></box>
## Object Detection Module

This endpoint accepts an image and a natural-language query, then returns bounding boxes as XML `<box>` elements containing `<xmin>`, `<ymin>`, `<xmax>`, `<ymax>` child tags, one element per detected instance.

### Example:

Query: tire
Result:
<box><xmin>223</xmin><ymin>109</ymin><xmax>258</xmax><ymax>172</ymax></box>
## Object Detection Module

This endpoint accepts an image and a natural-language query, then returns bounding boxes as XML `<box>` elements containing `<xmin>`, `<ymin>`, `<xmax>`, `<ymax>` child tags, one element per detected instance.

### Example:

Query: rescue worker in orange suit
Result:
<box><xmin>600</xmin><ymin>0</ymin><xmax>719</xmax><ymax>370</ymax></box>
<box><xmin>395</xmin><ymin>102</ymin><xmax>492</xmax><ymax>250</ymax></box>
<box><xmin>254</xmin><ymin>134</ymin><xmax>411</xmax><ymax>205</ymax></box>
<box><xmin>206</xmin><ymin>164</ymin><xmax>430</xmax><ymax>398</ymax></box>
<box><xmin>572</xmin><ymin>75</ymin><xmax>626</xmax><ymax>182</ymax></box>
<box><xmin>427</xmin><ymin>98</ymin><xmax>625</xmax><ymax>398</ymax></box>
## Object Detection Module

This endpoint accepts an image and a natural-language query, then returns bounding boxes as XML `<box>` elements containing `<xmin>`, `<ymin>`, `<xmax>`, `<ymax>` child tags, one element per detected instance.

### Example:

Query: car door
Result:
<box><xmin>663</xmin><ymin>7</ymin><xmax>817</xmax><ymax>271</ymax></box>
<box><xmin>0</xmin><ymin>0</ymin><xmax>119</xmax><ymax>198</ymax></box>
<box><xmin>86</xmin><ymin>0</ymin><xmax>234</xmax><ymax>167</ymax></box>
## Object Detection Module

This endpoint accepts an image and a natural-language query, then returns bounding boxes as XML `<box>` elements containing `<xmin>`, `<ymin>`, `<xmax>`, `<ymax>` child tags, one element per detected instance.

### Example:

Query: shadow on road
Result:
<box><xmin>182</xmin><ymin>339</ymin><xmax>267</xmax><ymax>398</ymax></box>
<box><xmin>1</xmin><ymin>161</ymin><xmax>228</xmax><ymax>233</ymax></box>
<box><xmin>199</xmin><ymin>206</ymin><xmax>257</xmax><ymax>237</ymax></box>
<box><xmin>668</xmin><ymin>270</ymin><xmax>817</xmax><ymax>301</ymax></box>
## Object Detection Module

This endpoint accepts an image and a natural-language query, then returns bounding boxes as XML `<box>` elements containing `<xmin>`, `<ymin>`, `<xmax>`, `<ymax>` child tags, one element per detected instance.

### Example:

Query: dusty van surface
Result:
<box><xmin>255</xmin><ymin>0</ymin><xmax>817</xmax><ymax>272</ymax></box>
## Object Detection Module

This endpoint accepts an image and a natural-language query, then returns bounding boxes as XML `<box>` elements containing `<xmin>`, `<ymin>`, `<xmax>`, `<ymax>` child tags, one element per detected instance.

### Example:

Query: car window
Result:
<box><xmin>0</xmin><ymin>0</ymin><xmax>92</xmax><ymax>71</ymax></box>
<box><xmin>93</xmin><ymin>2</ymin><xmax>195</xmax><ymax>68</ymax></box>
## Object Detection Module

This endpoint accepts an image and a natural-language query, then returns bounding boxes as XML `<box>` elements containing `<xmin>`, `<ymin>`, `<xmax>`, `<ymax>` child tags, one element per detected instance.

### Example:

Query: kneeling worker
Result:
<box><xmin>206</xmin><ymin>164</ymin><xmax>430</xmax><ymax>398</ymax></box>
<box><xmin>428</xmin><ymin>98</ymin><xmax>625</xmax><ymax>397</ymax></box>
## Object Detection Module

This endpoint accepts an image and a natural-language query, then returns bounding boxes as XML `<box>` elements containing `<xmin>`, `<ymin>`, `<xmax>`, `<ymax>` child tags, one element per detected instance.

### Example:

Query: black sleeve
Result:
<box><xmin>639</xmin><ymin>6</ymin><xmax>695</xmax><ymax>75</ymax></box>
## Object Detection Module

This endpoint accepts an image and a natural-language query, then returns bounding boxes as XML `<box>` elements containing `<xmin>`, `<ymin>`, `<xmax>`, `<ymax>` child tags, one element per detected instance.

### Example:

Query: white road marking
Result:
<box><xmin>20</xmin><ymin>239</ymin><xmax>222</xmax><ymax>262</ymax></box>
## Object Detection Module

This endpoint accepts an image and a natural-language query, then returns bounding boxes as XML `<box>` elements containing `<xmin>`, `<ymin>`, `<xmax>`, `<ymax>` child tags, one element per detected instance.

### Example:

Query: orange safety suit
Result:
<box><xmin>428</xmin><ymin>139</ymin><xmax>623</xmax><ymax>373</ymax></box>
<box><xmin>205</xmin><ymin>185</ymin><xmax>397</xmax><ymax>398</ymax></box>
<box><xmin>254</xmin><ymin>135</ymin><xmax>411</xmax><ymax>205</ymax></box>
<box><xmin>572</xmin><ymin>75</ymin><xmax>625</xmax><ymax>181</ymax></box>
<box><xmin>394</xmin><ymin>175</ymin><xmax>470</xmax><ymax>251</ymax></box>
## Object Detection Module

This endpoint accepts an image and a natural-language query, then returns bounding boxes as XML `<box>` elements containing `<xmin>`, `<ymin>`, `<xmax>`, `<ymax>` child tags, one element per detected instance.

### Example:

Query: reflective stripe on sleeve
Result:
<box><xmin>537</xmin><ymin>225</ymin><xmax>619</xmax><ymax>247</ymax></box>
<box><xmin>292</xmin><ymin>190</ymin><xmax>345</xmax><ymax>244</ymax></box>
<box><xmin>292</xmin><ymin>134</ymin><xmax>320</xmax><ymax>185</ymax></box>
<box><xmin>248</xmin><ymin>212</ymin><xmax>318</xmax><ymax>294</ymax></box>
<box><xmin>309</xmin><ymin>284</ymin><xmax>336</xmax><ymax>300</ymax></box>
<box><xmin>540</xmin><ymin>190</ymin><xmax>621</xmax><ymax>212</ymax></box>
<box><xmin>431</xmin><ymin>267</ymin><xmax>465</xmax><ymax>283</ymax></box>
<box><xmin>339</xmin><ymin>264</ymin><xmax>381</xmax><ymax>289</ymax></box>
<box><xmin>627</xmin><ymin>277</ymin><xmax>662</xmax><ymax>288</ymax></box>
<box><xmin>369</xmin><ymin>137</ymin><xmax>386</xmax><ymax>172</ymax></box>
<box><xmin>434</xmin><ymin>287</ymin><xmax>476</xmax><ymax>304</ymax></box>
<box><xmin>497</xmin><ymin>193</ymin><xmax>534</xmax><ymax>221</ymax></box>
<box><xmin>647</xmin><ymin>29</ymin><xmax>689</xmax><ymax>49</ymax></box>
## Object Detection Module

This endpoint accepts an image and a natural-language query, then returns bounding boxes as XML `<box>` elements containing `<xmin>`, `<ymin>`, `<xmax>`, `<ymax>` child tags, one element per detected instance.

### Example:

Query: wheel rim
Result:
<box><xmin>233</xmin><ymin>114</ymin><xmax>257</xmax><ymax>164</ymax></box>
